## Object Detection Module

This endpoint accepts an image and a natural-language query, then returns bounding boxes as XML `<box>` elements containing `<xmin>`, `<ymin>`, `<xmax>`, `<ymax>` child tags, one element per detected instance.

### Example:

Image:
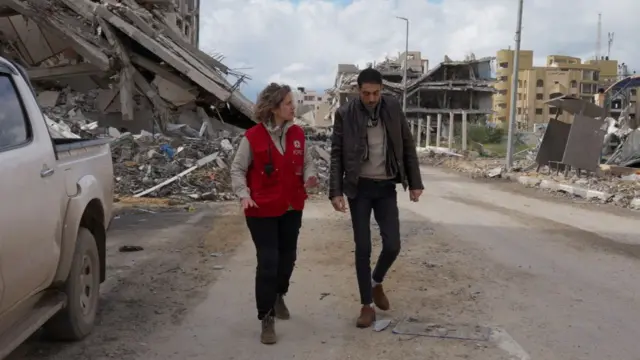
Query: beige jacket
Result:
<box><xmin>231</xmin><ymin>121</ymin><xmax>317</xmax><ymax>199</ymax></box>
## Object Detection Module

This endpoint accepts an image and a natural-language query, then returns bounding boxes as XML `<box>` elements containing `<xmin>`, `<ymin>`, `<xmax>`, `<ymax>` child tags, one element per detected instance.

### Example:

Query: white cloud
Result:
<box><xmin>200</xmin><ymin>0</ymin><xmax>640</xmax><ymax>99</ymax></box>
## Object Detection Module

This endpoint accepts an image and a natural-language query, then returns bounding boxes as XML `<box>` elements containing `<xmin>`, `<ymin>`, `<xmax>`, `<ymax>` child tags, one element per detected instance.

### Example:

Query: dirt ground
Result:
<box><xmin>9</xmin><ymin>203</ymin><xmax>247</xmax><ymax>359</ymax></box>
<box><xmin>9</xmin><ymin>199</ymin><xmax>513</xmax><ymax>360</ymax></box>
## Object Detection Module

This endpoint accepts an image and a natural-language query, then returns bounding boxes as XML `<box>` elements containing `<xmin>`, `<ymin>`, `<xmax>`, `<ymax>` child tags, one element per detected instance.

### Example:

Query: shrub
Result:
<box><xmin>467</xmin><ymin>124</ymin><xmax>504</xmax><ymax>144</ymax></box>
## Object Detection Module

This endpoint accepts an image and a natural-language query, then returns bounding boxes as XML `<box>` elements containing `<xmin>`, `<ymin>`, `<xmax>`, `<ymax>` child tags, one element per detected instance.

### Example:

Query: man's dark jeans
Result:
<box><xmin>348</xmin><ymin>178</ymin><xmax>401</xmax><ymax>305</ymax></box>
<box><xmin>246</xmin><ymin>210</ymin><xmax>303</xmax><ymax>319</ymax></box>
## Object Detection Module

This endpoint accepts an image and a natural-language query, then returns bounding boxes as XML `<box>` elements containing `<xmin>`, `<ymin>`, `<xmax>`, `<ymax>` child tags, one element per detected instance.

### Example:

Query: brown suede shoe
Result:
<box><xmin>274</xmin><ymin>295</ymin><xmax>290</xmax><ymax>320</ymax></box>
<box><xmin>372</xmin><ymin>284</ymin><xmax>390</xmax><ymax>311</ymax></box>
<box><xmin>356</xmin><ymin>306</ymin><xmax>376</xmax><ymax>328</ymax></box>
<box><xmin>260</xmin><ymin>315</ymin><xmax>277</xmax><ymax>344</ymax></box>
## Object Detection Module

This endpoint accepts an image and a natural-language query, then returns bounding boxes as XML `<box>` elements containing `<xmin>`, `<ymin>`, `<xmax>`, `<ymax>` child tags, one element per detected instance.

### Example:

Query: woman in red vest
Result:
<box><xmin>230</xmin><ymin>83</ymin><xmax>318</xmax><ymax>344</ymax></box>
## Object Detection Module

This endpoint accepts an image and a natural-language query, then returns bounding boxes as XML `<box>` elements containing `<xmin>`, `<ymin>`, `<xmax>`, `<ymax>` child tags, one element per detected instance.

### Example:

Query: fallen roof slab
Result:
<box><xmin>0</xmin><ymin>0</ymin><xmax>256</xmax><ymax>130</ymax></box>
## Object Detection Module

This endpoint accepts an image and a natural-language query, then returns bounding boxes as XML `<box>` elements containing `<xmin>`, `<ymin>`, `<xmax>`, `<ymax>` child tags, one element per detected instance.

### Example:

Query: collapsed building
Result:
<box><xmin>327</xmin><ymin>53</ymin><xmax>495</xmax><ymax>149</ymax></box>
<box><xmin>0</xmin><ymin>0</ymin><xmax>255</xmax><ymax>138</ymax></box>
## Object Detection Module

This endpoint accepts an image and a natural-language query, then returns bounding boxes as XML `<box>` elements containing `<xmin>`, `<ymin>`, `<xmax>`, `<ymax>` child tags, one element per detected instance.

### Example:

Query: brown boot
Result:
<box><xmin>260</xmin><ymin>315</ymin><xmax>277</xmax><ymax>344</ymax></box>
<box><xmin>274</xmin><ymin>295</ymin><xmax>290</xmax><ymax>320</ymax></box>
<box><xmin>372</xmin><ymin>284</ymin><xmax>390</xmax><ymax>311</ymax></box>
<box><xmin>356</xmin><ymin>306</ymin><xmax>376</xmax><ymax>328</ymax></box>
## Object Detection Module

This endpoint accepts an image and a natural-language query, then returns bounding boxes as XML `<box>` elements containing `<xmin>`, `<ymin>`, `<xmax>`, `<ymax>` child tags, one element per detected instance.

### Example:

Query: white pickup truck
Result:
<box><xmin>0</xmin><ymin>57</ymin><xmax>113</xmax><ymax>357</ymax></box>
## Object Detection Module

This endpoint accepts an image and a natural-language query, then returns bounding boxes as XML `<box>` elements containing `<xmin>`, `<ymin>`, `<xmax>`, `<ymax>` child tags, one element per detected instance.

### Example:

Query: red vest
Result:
<box><xmin>244</xmin><ymin>123</ymin><xmax>308</xmax><ymax>217</ymax></box>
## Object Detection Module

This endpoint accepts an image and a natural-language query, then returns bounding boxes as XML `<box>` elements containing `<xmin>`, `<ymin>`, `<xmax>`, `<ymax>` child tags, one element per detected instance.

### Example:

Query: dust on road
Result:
<box><xmin>12</xmin><ymin>203</ymin><xmax>247</xmax><ymax>359</ymax></box>
<box><xmin>11</xmin><ymin>197</ymin><xmax>517</xmax><ymax>360</ymax></box>
<box><xmin>130</xmin><ymin>201</ymin><xmax>514</xmax><ymax>360</ymax></box>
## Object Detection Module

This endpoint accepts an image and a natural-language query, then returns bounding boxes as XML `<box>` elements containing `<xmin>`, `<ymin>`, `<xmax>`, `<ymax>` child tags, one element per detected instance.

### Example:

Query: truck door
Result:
<box><xmin>0</xmin><ymin>70</ymin><xmax>63</xmax><ymax>312</ymax></box>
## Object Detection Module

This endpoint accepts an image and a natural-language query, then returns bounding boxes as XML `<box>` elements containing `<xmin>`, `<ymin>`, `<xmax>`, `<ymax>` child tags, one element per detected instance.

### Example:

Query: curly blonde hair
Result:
<box><xmin>254</xmin><ymin>83</ymin><xmax>292</xmax><ymax>123</ymax></box>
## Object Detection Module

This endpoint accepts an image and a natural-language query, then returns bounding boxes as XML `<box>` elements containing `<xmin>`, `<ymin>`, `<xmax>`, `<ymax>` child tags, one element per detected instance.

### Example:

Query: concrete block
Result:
<box><xmin>37</xmin><ymin>91</ymin><xmax>60</xmax><ymax>107</ymax></box>
<box><xmin>553</xmin><ymin>183</ymin><xmax>612</xmax><ymax>201</ymax></box>
<box><xmin>539</xmin><ymin>180</ymin><xmax>558</xmax><ymax>191</ymax></box>
<box><xmin>517</xmin><ymin>176</ymin><xmax>541</xmax><ymax>187</ymax></box>
<box><xmin>630</xmin><ymin>198</ymin><xmax>640</xmax><ymax>210</ymax></box>
<box><xmin>153</xmin><ymin>75</ymin><xmax>196</xmax><ymax>106</ymax></box>
<box><xmin>556</xmin><ymin>183</ymin><xmax>575</xmax><ymax>195</ymax></box>
<box><xmin>584</xmin><ymin>189</ymin><xmax>612</xmax><ymax>202</ymax></box>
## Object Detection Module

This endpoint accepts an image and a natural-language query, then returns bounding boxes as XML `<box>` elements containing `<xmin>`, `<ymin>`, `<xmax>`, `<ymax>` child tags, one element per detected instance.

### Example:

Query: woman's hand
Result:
<box><xmin>241</xmin><ymin>197</ymin><xmax>258</xmax><ymax>209</ymax></box>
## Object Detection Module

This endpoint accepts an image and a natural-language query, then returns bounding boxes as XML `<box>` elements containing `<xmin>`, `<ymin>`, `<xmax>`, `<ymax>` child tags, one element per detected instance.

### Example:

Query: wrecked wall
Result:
<box><xmin>0</xmin><ymin>0</ymin><xmax>255</xmax><ymax>140</ymax></box>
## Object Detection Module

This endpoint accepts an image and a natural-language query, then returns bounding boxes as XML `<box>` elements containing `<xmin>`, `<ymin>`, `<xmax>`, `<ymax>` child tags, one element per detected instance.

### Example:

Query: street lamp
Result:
<box><xmin>396</xmin><ymin>16</ymin><xmax>409</xmax><ymax>114</ymax></box>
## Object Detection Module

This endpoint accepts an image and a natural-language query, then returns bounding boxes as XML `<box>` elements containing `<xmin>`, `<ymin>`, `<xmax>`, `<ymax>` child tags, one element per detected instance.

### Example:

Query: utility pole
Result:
<box><xmin>506</xmin><ymin>0</ymin><xmax>524</xmax><ymax>170</ymax></box>
<box><xmin>396</xmin><ymin>16</ymin><xmax>409</xmax><ymax>114</ymax></box>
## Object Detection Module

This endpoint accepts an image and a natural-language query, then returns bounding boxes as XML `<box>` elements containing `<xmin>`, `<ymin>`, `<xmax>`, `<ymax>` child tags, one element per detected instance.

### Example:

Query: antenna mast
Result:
<box><xmin>596</xmin><ymin>13</ymin><xmax>602</xmax><ymax>61</ymax></box>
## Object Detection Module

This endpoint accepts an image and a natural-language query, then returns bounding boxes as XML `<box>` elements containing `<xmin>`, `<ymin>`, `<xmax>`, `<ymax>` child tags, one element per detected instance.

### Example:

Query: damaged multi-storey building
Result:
<box><xmin>327</xmin><ymin>52</ymin><xmax>495</xmax><ymax>150</ymax></box>
<box><xmin>0</xmin><ymin>0</ymin><xmax>254</xmax><ymax>139</ymax></box>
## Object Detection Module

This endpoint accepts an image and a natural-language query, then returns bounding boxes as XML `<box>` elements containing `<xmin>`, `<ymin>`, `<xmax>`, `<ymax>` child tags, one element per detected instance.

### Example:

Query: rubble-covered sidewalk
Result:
<box><xmin>420</xmin><ymin>146</ymin><xmax>640</xmax><ymax>210</ymax></box>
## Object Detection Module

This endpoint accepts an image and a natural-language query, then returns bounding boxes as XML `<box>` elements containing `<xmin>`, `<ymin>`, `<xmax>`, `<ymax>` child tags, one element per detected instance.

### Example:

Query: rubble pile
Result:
<box><xmin>36</xmin><ymin>87</ymin><xmax>105</xmax><ymax>137</ymax></box>
<box><xmin>516</xmin><ymin>171</ymin><xmax>640</xmax><ymax>208</ymax></box>
<box><xmin>111</xmin><ymin>131</ymin><xmax>333</xmax><ymax>201</ymax></box>
<box><xmin>111</xmin><ymin>132</ymin><xmax>240</xmax><ymax>201</ymax></box>
<box><xmin>0</xmin><ymin>0</ymin><xmax>255</xmax><ymax>141</ymax></box>
<box><xmin>308</xmin><ymin>139</ymin><xmax>331</xmax><ymax>195</ymax></box>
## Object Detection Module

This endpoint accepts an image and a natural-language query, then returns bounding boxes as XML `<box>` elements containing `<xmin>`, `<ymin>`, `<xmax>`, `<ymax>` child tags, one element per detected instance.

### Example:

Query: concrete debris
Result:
<box><xmin>374</xmin><ymin>319</ymin><xmax>392</xmax><ymax>332</ymax></box>
<box><xmin>111</xmin><ymin>130</ymin><xmax>332</xmax><ymax>201</ymax></box>
<box><xmin>111</xmin><ymin>132</ymin><xmax>241</xmax><ymax>201</ymax></box>
<box><xmin>421</xmin><ymin>146</ymin><xmax>640</xmax><ymax>208</ymax></box>
<box><xmin>416</xmin><ymin>95</ymin><xmax>640</xmax><ymax>209</ymax></box>
<box><xmin>0</xmin><ymin>0</ymin><xmax>256</xmax><ymax>140</ymax></box>
<box><xmin>486</xmin><ymin>166</ymin><xmax>504</xmax><ymax>178</ymax></box>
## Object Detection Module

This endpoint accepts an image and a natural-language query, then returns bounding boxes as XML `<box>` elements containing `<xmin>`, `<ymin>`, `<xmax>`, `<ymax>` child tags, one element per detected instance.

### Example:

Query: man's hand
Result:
<box><xmin>304</xmin><ymin>176</ymin><xmax>319</xmax><ymax>188</ymax></box>
<box><xmin>409</xmin><ymin>189</ymin><xmax>423</xmax><ymax>202</ymax></box>
<box><xmin>331</xmin><ymin>196</ymin><xmax>347</xmax><ymax>212</ymax></box>
<box><xmin>241</xmin><ymin>197</ymin><xmax>258</xmax><ymax>209</ymax></box>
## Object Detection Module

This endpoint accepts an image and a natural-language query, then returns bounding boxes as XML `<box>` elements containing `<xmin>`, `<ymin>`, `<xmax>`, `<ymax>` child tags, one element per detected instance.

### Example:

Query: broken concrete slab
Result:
<box><xmin>1</xmin><ymin>0</ymin><xmax>256</xmax><ymax>136</ymax></box>
<box><xmin>37</xmin><ymin>91</ymin><xmax>60</xmax><ymax>107</ymax></box>
<box><xmin>630</xmin><ymin>198</ymin><xmax>640</xmax><ymax>210</ymax></box>
<box><xmin>27</xmin><ymin>63</ymin><xmax>102</xmax><ymax>80</ymax></box>
<box><xmin>153</xmin><ymin>76</ymin><xmax>196</xmax><ymax>106</ymax></box>
<box><xmin>517</xmin><ymin>176</ymin><xmax>542</xmax><ymax>187</ymax></box>
<box><xmin>374</xmin><ymin>319</ymin><xmax>392</xmax><ymax>332</ymax></box>
<box><xmin>487</xmin><ymin>166</ymin><xmax>504</xmax><ymax>178</ymax></box>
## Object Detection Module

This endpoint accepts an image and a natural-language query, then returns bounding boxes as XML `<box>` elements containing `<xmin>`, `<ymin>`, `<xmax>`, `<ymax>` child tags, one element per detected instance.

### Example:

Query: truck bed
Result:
<box><xmin>53</xmin><ymin>137</ymin><xmax>112</xmax><ymax>153</ymax></box>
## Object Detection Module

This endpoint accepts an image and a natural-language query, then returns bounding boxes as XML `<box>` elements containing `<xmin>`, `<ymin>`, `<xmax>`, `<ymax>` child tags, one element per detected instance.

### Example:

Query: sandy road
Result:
<box><xmin>11</xmin><ymin>166</ymin><xmax>640</xmax><ymax>359</ymax></box>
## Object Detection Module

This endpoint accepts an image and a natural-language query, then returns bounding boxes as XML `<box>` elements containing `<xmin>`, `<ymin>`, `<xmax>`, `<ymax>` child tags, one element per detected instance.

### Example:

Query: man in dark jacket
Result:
<box><xmin>329</xmin><ymin>67</ymin><xmax>424</xmax><ymax>328</ymax></box>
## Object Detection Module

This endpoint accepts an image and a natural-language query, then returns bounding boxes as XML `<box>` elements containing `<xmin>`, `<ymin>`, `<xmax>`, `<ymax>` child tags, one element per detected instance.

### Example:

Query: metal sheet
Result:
<box><xmin>536</xmin><ymin>118</ymin><xmax>571</xmax><ymax>167</ymax></box>
<box><xmin>544</xmin><ymin>95</ymin><xmax>605</xmax><ymax>118</ymax></box>
<box><xmin>392</xmin><ymin>318</ymin><xmax>491</xmax><ymax>341</ymax></box>
<box><xmin>618</xmin><ymin>130</ymin><xmax>640</xmax><ymax>166</ymax></box>
<box><xmin>562</xmin><ymin>115</ymin><xmax>605</xmax><ymax>172</ymax></box>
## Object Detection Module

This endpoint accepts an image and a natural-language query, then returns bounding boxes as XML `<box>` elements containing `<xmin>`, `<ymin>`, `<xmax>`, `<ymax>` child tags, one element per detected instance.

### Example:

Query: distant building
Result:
<box><xmin>293</xmin><ymin>87</ymin><xmax>328</xmax><ymax>107</ymax></box>
<box><xmin>293</xmin><ymin>87</ymin><xmax>331</xmax><ymax>127</ymax></box>
<box><xmin>329</xmin><ymin>52</ymin><xmax>494</xmax><ymax>126</ymax></box>
<box><xmin>494</xmin><ymin>49</ymin><xmax>638</xmax><ymax>130</ymax></box>
<box><xmin>160</xmin><ymin>0</ymin><xmax>200</xmax><ymax>46</ymax></box>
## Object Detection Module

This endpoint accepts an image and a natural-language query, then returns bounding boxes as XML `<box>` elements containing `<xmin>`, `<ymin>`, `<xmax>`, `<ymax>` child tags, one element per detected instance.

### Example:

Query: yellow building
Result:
<box><xmin>493</xmin><ymin>50</ymin><xmax>635</xmax><ymax>130</ymax></box>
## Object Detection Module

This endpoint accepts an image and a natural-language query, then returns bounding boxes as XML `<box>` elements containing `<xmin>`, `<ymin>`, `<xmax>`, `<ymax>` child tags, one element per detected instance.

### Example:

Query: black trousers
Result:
<box><xmin>348</xmin><ymin>178</ymin><xmax>401</xmax><ymax>305</ymax></box>
<box><xmin>246</xmin><ymin>210</ymin><xmax>303</xmax><ymax>320</ymax></box>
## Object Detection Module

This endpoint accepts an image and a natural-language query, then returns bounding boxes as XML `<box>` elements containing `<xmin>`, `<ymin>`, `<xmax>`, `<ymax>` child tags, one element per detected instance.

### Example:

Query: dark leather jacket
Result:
<box><xmin>329</xmin><ymin>95</ymin><xmax>424</xmax><ymax>199</ymax></box>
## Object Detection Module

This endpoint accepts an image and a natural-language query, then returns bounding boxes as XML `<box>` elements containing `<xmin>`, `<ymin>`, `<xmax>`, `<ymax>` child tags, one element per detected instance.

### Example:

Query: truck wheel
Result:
<box><xmin>44</xmin><ymin>227</ymin><xmax>101</xmax><ymax>341</ymax></box>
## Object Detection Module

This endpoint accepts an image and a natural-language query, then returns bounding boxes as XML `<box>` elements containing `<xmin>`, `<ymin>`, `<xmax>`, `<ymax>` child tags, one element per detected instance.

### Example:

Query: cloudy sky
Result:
<box><xmin>200</xmin><ymin>0</ymin><xmax>640</xmax><ymax>100</ymax></box>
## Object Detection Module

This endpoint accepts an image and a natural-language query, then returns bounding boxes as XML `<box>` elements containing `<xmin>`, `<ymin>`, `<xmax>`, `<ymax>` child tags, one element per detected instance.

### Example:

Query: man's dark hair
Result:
<box><xmin>357</xmin><ymin>67</ymin><xmax>383</xmax><ymax>87</ymax></box>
